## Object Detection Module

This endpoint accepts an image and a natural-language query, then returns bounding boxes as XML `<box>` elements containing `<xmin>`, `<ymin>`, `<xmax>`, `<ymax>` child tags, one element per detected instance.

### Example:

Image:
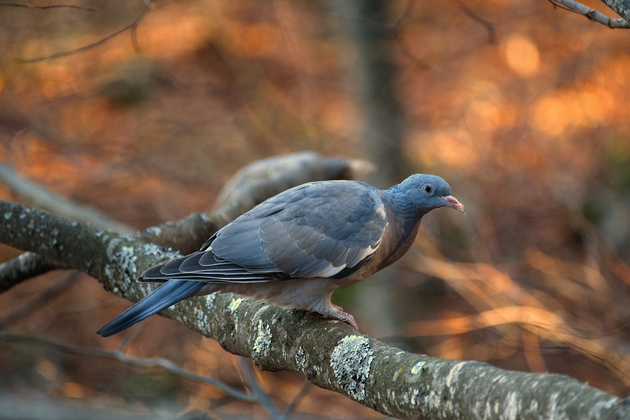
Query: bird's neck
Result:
<box><xmin>371</xmin><ymin>187</ymin><xmax>425</xmax><ymax>273</ymax></box>
<box><xmin>382</xmin><ymin>186</ymin><xmax>425</xmax><ymax>224</ymax></box>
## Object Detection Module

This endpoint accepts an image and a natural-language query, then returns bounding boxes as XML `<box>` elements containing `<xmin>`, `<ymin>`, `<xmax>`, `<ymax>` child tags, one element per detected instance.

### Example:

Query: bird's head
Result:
<box><xmin>394</xmin><ymin>174</ymin><xmax>465</xmax><ymax>216</ymax></box>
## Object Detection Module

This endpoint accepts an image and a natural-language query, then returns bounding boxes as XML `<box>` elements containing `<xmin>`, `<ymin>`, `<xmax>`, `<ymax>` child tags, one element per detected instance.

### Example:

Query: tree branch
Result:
<box><xmin>602</xmin><ymin>0</ymin><xmax>630</xmax><ymax>22</ymax></box>
<box><xmin>0</xmin><ymin>251</ymin><xmax>59</xmax><ymax>292</ymax></box>
<box><xmin>0</xmin><ymin>163</ymin><xmax>133</xmax><ymax>234</ymax></box>
<box><xmin>0</xmin><ymin>154</ymin><xmax>628</xmax><ymax>418</ymax></box>
<box><xmin>549</xmin><ymin>0</ymin><xmax>630</xmax><ymax>28</ymax></box>
<box><xmin>0</xmin><ymin>2</ymin><xmax>96</xmax><ymax>11</ymax></box>
<box><xmin>17</xmin><ymin>0</ymin><xmax>154</xmax><ymax>63</ymax></box>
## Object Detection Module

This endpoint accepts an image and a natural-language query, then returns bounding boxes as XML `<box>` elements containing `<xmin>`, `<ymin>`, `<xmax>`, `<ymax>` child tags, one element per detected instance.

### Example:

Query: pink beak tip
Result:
<box><xmin>442</xmin><ymin>195</ymin><xmax>465</xmax><ymax>214</ymax></box>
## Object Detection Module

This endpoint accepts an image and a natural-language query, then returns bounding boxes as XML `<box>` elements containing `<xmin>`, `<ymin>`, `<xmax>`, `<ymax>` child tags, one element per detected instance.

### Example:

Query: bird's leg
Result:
<box><xmin>330</xmin><ymin>304</ymin><xmax>359</xmax><ymax>329</ymax></box>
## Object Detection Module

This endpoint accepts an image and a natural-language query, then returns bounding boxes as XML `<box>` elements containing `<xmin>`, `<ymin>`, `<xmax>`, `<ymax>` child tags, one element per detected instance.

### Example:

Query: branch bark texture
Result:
<box><xmin>602</xmin><ymin>0</ymin><xmax>630</xmax><ymax>22</ymax></box>
<box><xmin>550</xmin><ymin>0</ymin><xmax>630</xmax><ymax>28</ymax></box>
<box><xmin>0</xmin><ymin>153</ymin><xmax>628</xmax><ymax>419</ymax></box>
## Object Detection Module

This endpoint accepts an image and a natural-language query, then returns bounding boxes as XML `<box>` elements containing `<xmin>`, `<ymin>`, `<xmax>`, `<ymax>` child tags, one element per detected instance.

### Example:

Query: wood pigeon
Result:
<box><xmin>97</xmin><ymin>174</ymin><xmax>464</xmax><ymax>336</ymax></box>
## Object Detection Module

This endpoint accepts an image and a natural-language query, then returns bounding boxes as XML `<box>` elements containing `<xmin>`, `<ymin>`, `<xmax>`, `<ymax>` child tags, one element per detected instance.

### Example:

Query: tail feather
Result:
<box><xmin>97</xmin><ymin>280</ymin><xmax>205</xmax><ymax>337</ymax></box>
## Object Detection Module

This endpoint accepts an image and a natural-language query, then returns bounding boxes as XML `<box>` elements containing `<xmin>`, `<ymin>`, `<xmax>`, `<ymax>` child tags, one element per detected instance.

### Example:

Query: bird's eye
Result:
<box><xmin>423</xmin><ymin>184</ymin><xmax>433</xmax><ymax>194</ymax></box>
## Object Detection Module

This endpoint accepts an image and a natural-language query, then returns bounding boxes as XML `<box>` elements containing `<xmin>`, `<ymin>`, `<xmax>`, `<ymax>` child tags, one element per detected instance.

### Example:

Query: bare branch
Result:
<box><xmin>0</xmin><ymin>163</ymin><xmax>133</xmax><ymax>233</ymax></box>
<box><xmin>0</xmin><ymin>251</ymin><xmax>59</xmax><ymax>292</ymax></box>
<box><xmin>238</xmin><ymin>357</ymin><xmax>284</xmax><ymax>418</ymax></box>
<box><xmin>602</xmin><ymin>0</ymin><xmax>630</xmax><ymax>22</ymax></box>
<box><xmin>391</xmin><ymin>0</ymin><xmax>429</xmax><ymax>69</ymax></box>
<box><xmin>17</xmin><ymin>0</ymin><xmax>154</xmax><ymax>63</ymax></box>
<box><xmin>0</xmin><ymin>2</ymin><xmax>96</xmax><ymax>10</ymax></box>
<box><xmin>448</xmin><ymin>0</ymin><xmax>496</xmax><ymax>42</ymax></box>
<box><xmin>549</xmin><ymin>0</ymin><xmax>630</xmax><ymax>28</ymax></box>
<box><xmin>283</xmin><ymin>382</ymin><xmax>312</xmax><ymax>419</ymax></box>
<box><xmin>211</xmin><ymin>152</ymin><xmax>373</xmax><ymax>229</ymax></box>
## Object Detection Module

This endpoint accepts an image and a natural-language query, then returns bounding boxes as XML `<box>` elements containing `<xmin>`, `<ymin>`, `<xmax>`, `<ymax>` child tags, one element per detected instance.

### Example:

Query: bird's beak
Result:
<box><xmin>441</xmin><ymin>195</ymin><xmax>465</xmax><ymax>213</ymax></box>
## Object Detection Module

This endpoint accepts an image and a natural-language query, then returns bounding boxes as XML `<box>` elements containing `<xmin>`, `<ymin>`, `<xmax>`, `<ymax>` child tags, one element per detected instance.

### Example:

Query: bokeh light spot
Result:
<box><xmin>503</xmin><ymin>34</ymin><xmax>540</xmax><ymax>77</ymax></box>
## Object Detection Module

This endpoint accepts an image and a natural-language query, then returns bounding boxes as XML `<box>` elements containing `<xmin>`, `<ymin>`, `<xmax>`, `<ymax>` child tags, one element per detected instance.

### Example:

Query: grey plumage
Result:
<box><xmin>97</xmin><ymin>174</ymin><xmax>464</xmax><ymax>337</ymax></box>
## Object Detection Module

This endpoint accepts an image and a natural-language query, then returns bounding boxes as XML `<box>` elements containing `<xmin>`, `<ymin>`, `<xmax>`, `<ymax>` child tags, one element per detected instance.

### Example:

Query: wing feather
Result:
<box><xmin>141</xmin><ymin>251</ymin><xmax>273</xmax><ymax>283</ymax></box>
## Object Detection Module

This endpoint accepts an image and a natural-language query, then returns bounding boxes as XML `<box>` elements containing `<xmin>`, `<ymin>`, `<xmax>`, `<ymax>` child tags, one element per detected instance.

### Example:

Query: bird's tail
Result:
<box><xmin>97</xmin><ymin>280</ymin><xmax>205</xmax><ymax>337</ymax></box>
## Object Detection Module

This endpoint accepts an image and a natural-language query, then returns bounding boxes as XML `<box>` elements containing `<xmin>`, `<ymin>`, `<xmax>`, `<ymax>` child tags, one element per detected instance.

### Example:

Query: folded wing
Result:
<box><xmin>142</xmin><ymin>180</ymin><xmax>389</xmax><ymax>283</ymax></box>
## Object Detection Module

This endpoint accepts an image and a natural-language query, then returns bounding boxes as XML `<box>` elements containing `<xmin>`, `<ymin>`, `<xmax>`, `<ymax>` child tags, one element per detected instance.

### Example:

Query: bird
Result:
<box><xmin>97</xmin><ymin>174</ymin><xmax>464</xmax><ymax>337</ymax></box>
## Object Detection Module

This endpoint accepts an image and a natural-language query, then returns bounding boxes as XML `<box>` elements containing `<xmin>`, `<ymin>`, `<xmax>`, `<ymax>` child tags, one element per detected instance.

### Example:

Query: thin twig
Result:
<box><xmin>392</xmin><ymin>0</ymin><xmax>429</xmax><ymax>69</ymax></box>
<box><xmin>238</xmin><ymin>357</ymin><xmax>283</xmax><ymax>419</ymax></box>
<box><xmin>0</xmin><ymin>2</ymin><xmax>96</xmax><ymax>10</ymax></box>
<box><xmin>547</xmin><ymin>0</ymin><xmax>630</xmax><ymax>28</ymax></box>
<box><xmin>283</xmin><ymin>382</ymin><xmax>311</xmax><ymax>419</ymax></box>
<box><xmin>0</xmin><ymin>252</ymin><xmax>61</xmax><ymax>293</ymax></box>
<box><xmin>17</xmin><ymin>0</ymin><xmax>155</xmax><ymax>63</ymax></box>
<box><xmin>448</xmin><ymin>0</ymin><xmax>496</xmax><ymax>43</ymax></box>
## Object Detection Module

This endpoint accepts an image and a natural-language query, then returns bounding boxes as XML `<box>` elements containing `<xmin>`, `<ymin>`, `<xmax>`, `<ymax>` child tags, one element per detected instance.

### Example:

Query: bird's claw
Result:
<box><xmin>331</xmin><ymin>304</ymin><xmax>359</xmax><ymax>329</ymax></box>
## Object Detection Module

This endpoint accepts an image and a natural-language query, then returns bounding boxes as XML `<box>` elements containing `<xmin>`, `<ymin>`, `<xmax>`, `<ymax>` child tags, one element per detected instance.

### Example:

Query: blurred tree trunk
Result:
<box><xmin>332</xmin><ymin>1</ymin><xmax>409</xmax><ymax>184</ymax></box>
<box><xmin>328</xmin><ymin>0</ymin><xmax>410</xmax><ymax>336</ymax></box>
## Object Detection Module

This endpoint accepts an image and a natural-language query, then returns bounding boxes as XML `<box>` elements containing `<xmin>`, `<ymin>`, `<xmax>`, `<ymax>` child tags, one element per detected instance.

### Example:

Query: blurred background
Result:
<box><xmin>0</xmin><ymin>0</ymin><xmax>629</xmax><ymax>418</ymax></box>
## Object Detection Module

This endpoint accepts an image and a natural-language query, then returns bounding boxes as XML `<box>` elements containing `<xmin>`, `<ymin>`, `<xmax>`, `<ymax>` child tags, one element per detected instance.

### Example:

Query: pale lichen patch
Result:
<box><xmin>142</xmin><ymin>242</ymin><xmax>175</xmax><ymax>257</ymax></box>
<box><xmin>205</xmin><ymin>292</ymin><xmax>217</xmax><ymax>307</ymax></box>
<box><xmin>410</xmin><ymin>388</ymin><xmax>421</xmax><ymax>406</ymax></box>
<box><xmin>295</xmin><ymin>347</ymin><xmax>306</xmax><ymax>371</ymax></box>
<box><xmin>591</xmin><ymin>397</ymin><xmax>617</xmax><ymax>413</ymax></box>
<box><xmin>105</xmin><ymin>237</ymin><xmax>121</xmax><ymax>257</ymax></box>
<box><xmin>547</xmin><ymin>391</ymin><xmax>562</xmax><ymax>419</ymax></box>
<box><xmin>446</xmin><ymin>361</ymin><xmax>465</xmax><ymax>387</ymax></box>
<box><xmin>144</xmin><ymin>226</ymin><xmax>162</xmax><ymax>236</ymax></box>
<box><xmin>253</xmin><ymin>320</ymin><xmax>272</xmax><ymax>356</ymax></box>
<box><xmin>104</xmin><ymin>243</ymin><xmax>141</xmax><ymax>294</ymax></box>
<box><xmin>411</xmin><ymin>360</ymin><xmax>426</xmax><ymax>375</ymax></box>
<box><xmin>330</xmin><ymin>335</ymin><xmax>373</xmax><ymax>401</ymax></box>
<box><xmin>228</xmin><ymin>297</ymin><xmax>245</xmax><ymax>312</ymax></box>
<box><xmin>193</xmin><ymin>304</ymin><xmax>211</xmax><ymax>336</ymax></box>
<box><xmin>504</xmin><ymin>391</ymin><xmax>520</xmax><ymax>420</ymax></box>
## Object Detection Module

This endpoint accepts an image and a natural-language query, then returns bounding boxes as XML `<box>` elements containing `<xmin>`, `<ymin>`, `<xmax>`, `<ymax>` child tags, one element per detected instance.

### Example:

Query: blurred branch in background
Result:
<box><xmin>16</xmin><ymin>0</ymin><xmax>154</xmax><ymax>63</ymax></box>
<box><xmin>601</xmin><ymin>0</ymin><xmax>630</xmax><ymax>23</ymax></box>
<box><xmin>0</xmin><ymin>163</ymin><xmax>133</xmax><ymax>233</ymax></box>
<box><xmin>0</xmin><ymin>252</ymin><xmax>60</xmax><ymax>293</ymax></box>
<box><xmin>447</xmin><ymin>0</ymin><xmax>496</xmax><ymax>43</ymax></box>
<box><xmin>0</xmin><ymin>2</ymin><xmax>96</xmax><ymax>11</ymax></box>
<box><xmin>398</xmin><ymin>227</ymin><xmax>630</xmax><ymax>394</ymax></box>
<box><xmin>211</xmin><ymin>152</ymin><xmax>373</xmax><ymax>227</ymax></box>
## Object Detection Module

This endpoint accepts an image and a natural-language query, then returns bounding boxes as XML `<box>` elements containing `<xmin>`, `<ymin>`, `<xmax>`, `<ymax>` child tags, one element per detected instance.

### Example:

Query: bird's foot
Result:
<box><xmin>330</xmin><ymin>304</ymin><xmax>359</xmax><ymax>329</ymax></box>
